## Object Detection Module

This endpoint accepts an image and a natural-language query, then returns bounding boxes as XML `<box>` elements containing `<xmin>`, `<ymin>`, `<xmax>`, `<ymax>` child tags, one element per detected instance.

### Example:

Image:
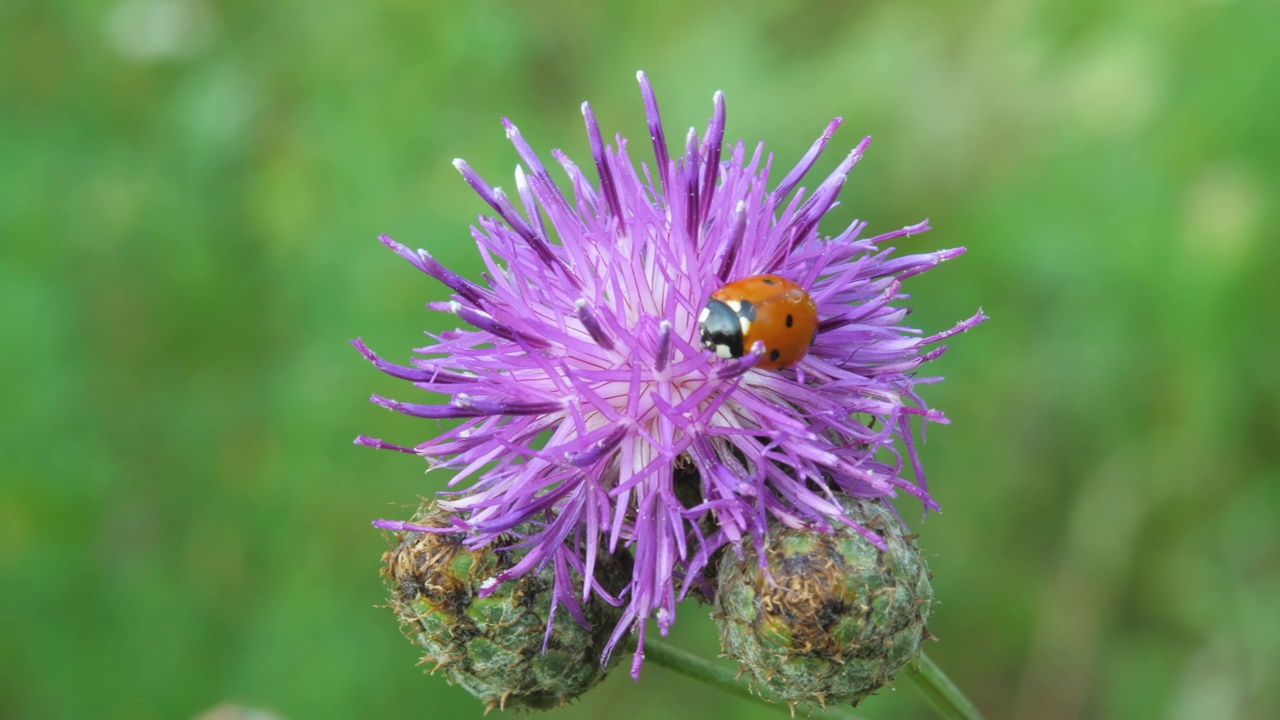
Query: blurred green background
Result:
<box><xmin>3</xmin><ymin>0</ymin><xmax>1278</xmax><ymax>718</ymax></box>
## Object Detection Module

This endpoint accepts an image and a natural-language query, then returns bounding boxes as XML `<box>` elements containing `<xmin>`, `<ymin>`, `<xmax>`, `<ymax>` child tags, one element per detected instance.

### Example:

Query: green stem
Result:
<box><xmin>902</xmin><ymin>651</ymin><xmax>985</xmax><ymax>720</ymax></box>
<box><xmin>633</xmin><ymin>637</ymin><xmax>865</xmax><ymax>720</ymax></box>
<box><xmin>633</xmin><ymin>639</ymin><xmax>981</xmax><ymax>720</ymax></box>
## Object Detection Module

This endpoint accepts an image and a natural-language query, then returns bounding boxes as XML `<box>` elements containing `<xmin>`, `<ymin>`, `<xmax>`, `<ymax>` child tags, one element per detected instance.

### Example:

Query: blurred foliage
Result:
<box><xmin>2</xmin><ymin>0</ymin><xmax>1277</xmax><ymax>718</ymax></box>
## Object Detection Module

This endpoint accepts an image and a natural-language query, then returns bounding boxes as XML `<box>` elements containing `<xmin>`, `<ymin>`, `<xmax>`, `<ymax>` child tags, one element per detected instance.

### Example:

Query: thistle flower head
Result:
<box><xmin>359</xmin><ymin>72</ymin><xmax>984</xmax><ymax>677</ymax></box>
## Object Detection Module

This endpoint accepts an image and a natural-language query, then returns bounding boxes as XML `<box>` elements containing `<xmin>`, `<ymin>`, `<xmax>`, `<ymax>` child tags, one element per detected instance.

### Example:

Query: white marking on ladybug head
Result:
<box><xmin>739</xmin><ymin>317</ymin><xmax>751</xmax><ymax>335</ymax></box>
<box><xmin>698</xmin><ymin>306</ymin><xmax>711</xmax><ymax>323</ymax></box>
<box><xmin>715</xmin><ymin>344</ymin><xmax>735</xmax><ymax>359</ymax></box>
<box><xmin>726</xmin><ymin>300</ymin><xmax>743</xmax><ymax>313</ymax></box>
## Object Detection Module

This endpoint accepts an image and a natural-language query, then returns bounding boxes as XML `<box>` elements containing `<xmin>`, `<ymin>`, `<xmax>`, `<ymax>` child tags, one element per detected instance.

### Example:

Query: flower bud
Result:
<box><xmin>383</xmin><ymin>501</ymin><xmax>628</xmax><ymax>711</ymax></box>
<box><xmin>713</xmin><ymin>498</ymin><xmax>933</xmax><ymax>708</ymax></box>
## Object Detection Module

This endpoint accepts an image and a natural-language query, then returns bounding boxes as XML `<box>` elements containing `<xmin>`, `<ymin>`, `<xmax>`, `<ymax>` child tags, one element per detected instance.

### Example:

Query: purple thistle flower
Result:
<box><xmin>358</xmin><ymin>71</ymin><xmax>985</xmax><ymax>678</ymax></box>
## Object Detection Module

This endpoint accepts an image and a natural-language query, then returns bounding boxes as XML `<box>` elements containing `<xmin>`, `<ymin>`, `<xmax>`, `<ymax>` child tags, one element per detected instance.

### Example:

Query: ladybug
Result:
<box><xmin>698</xmin><ymin>274</ymin><xmax>819</xmax><ymax>370</ymax></box>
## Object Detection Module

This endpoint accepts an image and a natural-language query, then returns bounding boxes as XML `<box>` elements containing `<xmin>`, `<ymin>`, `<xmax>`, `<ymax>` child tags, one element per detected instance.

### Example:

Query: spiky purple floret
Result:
<box><xmin>359</xmin><ymin>71</ymin><xmax>985</xmax><ymax>678</ymax></box>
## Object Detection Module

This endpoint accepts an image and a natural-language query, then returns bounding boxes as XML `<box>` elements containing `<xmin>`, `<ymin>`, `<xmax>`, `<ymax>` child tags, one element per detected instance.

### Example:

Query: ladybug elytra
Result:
<box><xmin>697</xmin><ymin>274</ymin><xmax>819</xmax><ymax>370</ymax></box>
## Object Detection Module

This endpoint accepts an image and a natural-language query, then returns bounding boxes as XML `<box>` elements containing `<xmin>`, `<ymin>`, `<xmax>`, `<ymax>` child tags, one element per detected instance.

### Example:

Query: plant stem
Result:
<box><xmin>633</xmin><ymin>637</ymin><xmax>865</xmax><ymax>720</ymax></box>
<box><xmin>633</xmin><ymin>639</ymin><xmax>982</xmax><ymax>720</ymax></box>
<box><xmin>902</xmin><ymin>651</ymin><xmax>985</xmax><ymax>720</ymax></box>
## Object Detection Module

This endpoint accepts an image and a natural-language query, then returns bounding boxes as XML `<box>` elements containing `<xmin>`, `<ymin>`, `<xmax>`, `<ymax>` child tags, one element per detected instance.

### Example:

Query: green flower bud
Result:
<box><xmin>713</xmin><ymin>498</ymin><xmax>933</xmax><ymax>709</ymax></box>
<box><xmin>382</xmin><ymin>501</ymin><xmax>629</xmax><ymax>711</ymax></box>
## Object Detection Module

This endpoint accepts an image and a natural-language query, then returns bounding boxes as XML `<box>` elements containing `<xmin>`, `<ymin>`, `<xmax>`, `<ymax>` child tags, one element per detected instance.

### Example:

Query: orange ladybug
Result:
<box><xmin>698</xmin><ymin>274</ymin><xmax>819</xmax><ymax>370</ymax></box>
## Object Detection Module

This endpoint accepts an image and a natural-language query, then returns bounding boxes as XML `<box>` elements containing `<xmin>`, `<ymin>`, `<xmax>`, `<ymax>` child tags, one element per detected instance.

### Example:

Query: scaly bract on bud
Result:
<box><xmin>714</xmin><ymin>498</ymin><xmax>932</xmax><ymax>708</ymax></box>
<box><xmin>383</xmin><ymin>501</ymin><xmax>629</xmax><ymax>711</ymax></box>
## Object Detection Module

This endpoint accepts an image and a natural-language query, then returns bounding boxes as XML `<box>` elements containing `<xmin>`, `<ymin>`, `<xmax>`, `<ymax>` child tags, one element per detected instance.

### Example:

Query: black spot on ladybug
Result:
<box><xmin>769</xmin><ymin>349</ymin><xmax>780</xmax><ymax>362</ymax></box>
<box><xmin>762</xmin><ymin>278</ymin><xmax>776</xmax><ymax>285</ymax></box>
<box><xmin>785</xmin><ymin>314</ymin><xmax>793</xmax><ymax>328</ymax></box>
